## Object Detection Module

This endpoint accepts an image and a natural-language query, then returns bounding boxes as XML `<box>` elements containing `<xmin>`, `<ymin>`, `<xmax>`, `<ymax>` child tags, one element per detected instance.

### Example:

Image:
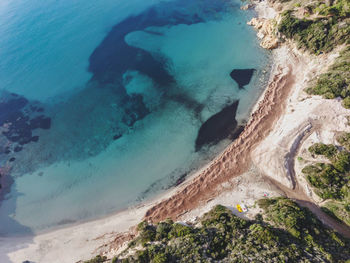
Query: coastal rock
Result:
<box><xmin>247</xmin><ymin>17</ymin><xmax>279</xmax><ymax>50</ymax></box>
<box><xmin>240</xmin><ymin>4</ymin><xmax>255</xmax><ymax>10</ymax></box>
<box><xmin>261</xmin><ymin>36</ymin><xmax>279</xmax><ymax>49</ymax></box>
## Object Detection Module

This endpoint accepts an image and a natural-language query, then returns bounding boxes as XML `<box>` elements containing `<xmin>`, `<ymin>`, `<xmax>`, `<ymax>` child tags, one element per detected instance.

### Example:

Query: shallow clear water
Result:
<box><xmin>0</xmin><ymin>0</ymin><xmax>271</xmax><ymax>236</ymax></box>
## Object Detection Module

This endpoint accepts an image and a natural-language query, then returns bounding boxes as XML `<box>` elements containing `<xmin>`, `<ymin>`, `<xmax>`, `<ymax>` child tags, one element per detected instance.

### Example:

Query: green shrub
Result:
<box><xmin>136</xmin><ymin>250</ymin><xmax>149</xmax><ymax>263</ymax></box>
<box><xmin>317</xmin><ymin>0</ymin><xmax>350</xmax><ymax>17</ymax></box>
<box><xmin>153</xmin><ymin>253</ymin><xmax>168</xmax><ymax>263</ymax></box>
<box><xmin>308</xmin><ymin>143</ymin><xmax>338</xmax><ymax>158</ymax></box>
<box><xmin>343</xmin><ymin>97</ymin><xmax>350</xmax><ymax>108</ymax></box>
<box><xmin>333</xmin><ymin>151</ymin><xmax>350</xmax><ymax>173</ymax></box>
<box><xmin>84</xmin><ymin>255</ymin><xmax>107</xmax><ymax>263</ymax></box>
<box><xmin>258</xmin><ymin>197</ymin><xmax>308</xmax><ymax>238</ymax></box>
<box><xmin>278</xmin><ymin>6</ymin><xmax>350</xmax><ymax>54</ymax></box>
<box><xmin>168</xmin><ymin>223</ymin><xmax>192</xmax><ymax>238</ymax></box>
<box><xmin>86</xmin><ymin>198</ymin><xmax>350</xmax><ymax>263</ymax></box>
<box><xmin>337</xmin><ymin>132</ymin><xmax>350</xmax><ymax>151</ymax></box>
<box><xmin>302</xmin><ymin>142</ymin><xmax>350</xmax><ymax>226</ymax></box>
<box><xmin>307</xmin><ymin>46</ymin><xmax>350</xmax><ymax>107</ymax></box>
<box><xmin>257</xmin><ymin>198</ymin><xmax>276</xmax><ymax>210</ymax></box>
<box><xmin>138</xmin><ymin>224</ymin><xmax>156</xmax><ymax>244</ymax></box>
<box><xmin>324</xmin><ymin>200</ymin><xmax>350</xmax><ymax>227</ymax></box>
<box><xmin>278</xmin><ymin>11</ymin><xmax>311</xmax><ymax>39</ymax></box>
<box><xmin>155</xmin><ymin>221</ymin><xmax>173</xmax><ymax>240</ymax></box>
<box><xmin>302</xmin><ymin>162</ymin><xmax>346</xmax><ymax>200</ymax></box>
<box><xmin>137</xmin><ymin>221</ymin><xmax>148</xmax><ymax>232</ymax></box>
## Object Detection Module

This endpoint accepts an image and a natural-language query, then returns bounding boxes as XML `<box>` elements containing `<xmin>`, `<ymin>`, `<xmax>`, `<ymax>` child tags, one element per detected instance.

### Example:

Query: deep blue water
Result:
<box><xmin>0</xmin><ymin>0</ymin><xmax>271</xmax><ymax>235</ymax></box>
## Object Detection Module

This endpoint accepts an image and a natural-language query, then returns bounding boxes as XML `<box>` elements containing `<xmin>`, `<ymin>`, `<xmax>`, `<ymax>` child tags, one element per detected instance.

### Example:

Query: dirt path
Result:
<box><xmin>267</xmin><ymin>175</ymin><xmax>350</xmax><ymax>238</ymax></box>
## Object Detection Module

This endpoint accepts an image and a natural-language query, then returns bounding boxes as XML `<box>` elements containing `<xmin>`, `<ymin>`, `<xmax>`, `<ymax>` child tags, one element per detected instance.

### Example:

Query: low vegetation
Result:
<box><xmin>84</xmin><ymin>198</ymin><xmax>350</xmax><ymax>263</ymax></box>
<box><xmin>308</xmin><ymin>143</ymin><xmax>338</xmax><ymax>159</ymax></box>
<box><xmin>302</xmin><ymin>142</ymin><xmax>350</xmax><ymax>226</ymax></box>
<box><xmin>306</xmin><ymin>46</ymin><xmax>350</xmax><ymax>108</ymax></box>
<box><xmin>337</xmin><ymin>132</ymin><xmax>350</xmax><ymax>151</ymax></box>
<box><xmin>84</xmin><ymin>255</ymin><xmax>108</xmax><ymax>263</ymax></box>
<box><xmin>323</xmin><ymin>201</ymin><xmax>350</xmax><ymax>227</ymax></box>
<box><xmin>276</xmin><ymin>0</ymin><xmax>350</xmax><ymax>108</ymax></box>
<box><xmin>278</xmin><ymin>9</ymin><xmax>350</xmax><ymax>54</ymax></box>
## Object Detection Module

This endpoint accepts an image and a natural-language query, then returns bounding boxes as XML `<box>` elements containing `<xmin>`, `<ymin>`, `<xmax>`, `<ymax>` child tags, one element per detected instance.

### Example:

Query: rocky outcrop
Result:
<box><xmin>247</xmin><ymin>17</ymin><xmax>279</xmax><ymax>50</ymax></box>
<box><xmin>240</xmin><ymin>3</ymin><xmax>255</xmax><ymax>10</ymax></box>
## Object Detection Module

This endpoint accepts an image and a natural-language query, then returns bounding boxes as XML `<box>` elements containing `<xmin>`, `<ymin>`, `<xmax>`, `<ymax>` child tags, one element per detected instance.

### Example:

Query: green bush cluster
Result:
<box><xmin>106</xmin><ymin>200</ymin><xmax>350</xmax><ymax>262</ymax></box>
<box><xmin>322</xmin><ymin>178</ymin><xmax>350</xmax><ymax>227</ymax></box>
<box><xmin>323</xmin><ymin>200</ymin><xmax>350</xmax><ymax>227</ymax></box>
<box><xmin>302</xmin><ymin>143</ymin><xmax>350</xmax><ymax>226</ymax></box>
<box><xmin>306</xmin><ymin>43</ymin><xmax>350</xmax><ymax>108</ymax></box>
<box><xmin>308</xmin><ymin>143</ymin><xmax>338</xmax><ymax>158</ymax></box>
<box><xmin>337</xmin><ymin>132</ymin><xmax>350</xmax><ymax>151</ymax></box>
<box><xmin>278</xmin><ymin>11</ymin><xmax>350</xmax><ymax>54</ymax></box>
<box><xmin>316</xmin><ymin>0</ymin><xmax>350</xmax><ymax>18</ymax></box>
<box><xmin>258</xmin><ymin>197</ymin><xmax>350</xmax><ymax>258</ymax></box>
<box><xmin>84</xmin><ymin>255</ymin><xmax>107</xmax><ymax>263</ymax></box>
<box><xmin>302</xmin><ymin>143</ymin><xmax>350</xmax><ymax>200</ymax></box>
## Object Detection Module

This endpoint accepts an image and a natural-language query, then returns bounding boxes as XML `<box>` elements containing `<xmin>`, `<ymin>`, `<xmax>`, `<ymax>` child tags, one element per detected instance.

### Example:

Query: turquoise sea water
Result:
<box><xmin>0</xmin><ymin>0</ymin><xmax>270</xmax><ymax>235</ymax></box>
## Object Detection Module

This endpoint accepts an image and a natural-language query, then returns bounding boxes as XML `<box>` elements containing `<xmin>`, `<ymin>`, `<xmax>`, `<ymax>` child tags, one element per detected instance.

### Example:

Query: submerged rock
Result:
<box><xmin>14</xmin><ymin>146</ymin><xmax>23</xmax><ymax>152</ymax></box>
<box><xmin>0</xmin><ymin>96</ymin><xmax>28</xmax><ymax>124</ymax></box>
<box><xmin>31</xmin><ymin>136</ymin><xmax>39</xmax><ymax>142</ymax></box>
<box><xmin>0</xmin><ymin>92</ymin><xmax>51</xmax><ymax>170</ymax></box>
<box><xmin>29</xmin><ymin>116</ymin><xmax>51</xmax><ymax>130</ymax></box>
<box><xmin>230</xmin><ymin>69</ymin><xmax>255</xmax><ymax>89</ymax></box>
<box><xmin>122</xmin><ymin>94</ymin><xmax>150</xmax><ymax>127</ymax></box>
<box><xmin>4</xmin><ymin>148</ymin><xmax>11</xmax><ymax>154</ymax></box>
<box><xmin>175</xmin><ymin>173</ymin><xmax>187</xmax><ymax>186</ymax></box>
<box><xmin>113</xmin><ymin>134</ymin><xmax>122</xmax><ymax>140</ymax></box>
<box><xmin>195</xmin><ymin>100</ymin><xmax>242</xmax><ymax>151</ymax></box>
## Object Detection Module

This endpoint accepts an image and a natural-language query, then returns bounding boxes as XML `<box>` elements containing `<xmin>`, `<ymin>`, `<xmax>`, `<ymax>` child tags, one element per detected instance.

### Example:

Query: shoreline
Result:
<box><xmin>3</xmin><ymin>0</ymin><xmax>348</xmax><ymax>262</ymax></box>
<box><xmin>2</xmin><ymin>2</ymin><xmax>290</xmax><ymax>262</ymax></box>
<box><xmin>143</xmin><ymin>58</ymin><xmax>294</xmax><ymax>222</ymax></box>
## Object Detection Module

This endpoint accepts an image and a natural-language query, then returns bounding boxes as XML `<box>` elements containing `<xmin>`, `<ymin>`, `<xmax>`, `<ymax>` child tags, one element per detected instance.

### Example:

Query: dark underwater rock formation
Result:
<box><xmin>230</xmin><ymin>69</ymin><xmax>255</xmax><ymax>89</ymax></box>
<box><xmin>0</xmin><ymin>93</ymin><xmax>50</xmax><ymax>152</ymax></box>
<box><xmin>113</xmin><ymin>134</ymin><xmax>122</xmax><ymax>140</ymax></box>
<box><xmin>195</xmin><ymin>100</ymin><xmax>242</xmax><ymax>151</ymax></box>
<box><xmin>122</xmin><ymin>94</ymin><xmax>150</xmax><ymax>127</ymax></box>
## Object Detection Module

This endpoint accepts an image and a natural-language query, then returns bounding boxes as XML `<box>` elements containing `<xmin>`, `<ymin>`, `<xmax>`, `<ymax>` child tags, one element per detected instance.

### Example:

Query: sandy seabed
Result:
<box><xmin>2</xmin><ymin>1</ymin><xmax>350</xmax><ymax>262</ymax></box>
